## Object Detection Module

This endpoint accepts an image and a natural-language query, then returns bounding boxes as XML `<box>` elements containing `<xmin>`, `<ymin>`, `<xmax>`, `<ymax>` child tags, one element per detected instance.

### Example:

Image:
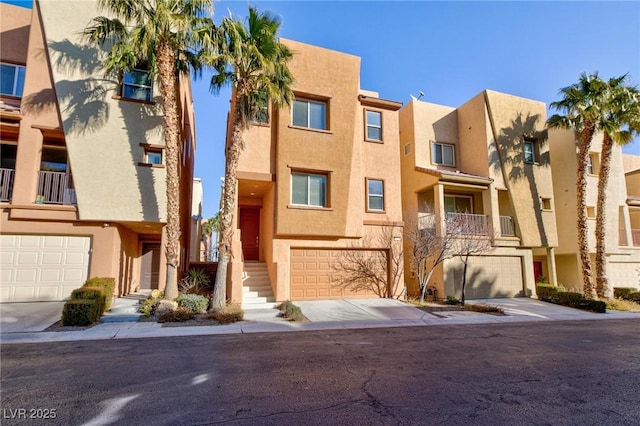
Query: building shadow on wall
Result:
<box><xmin>490</xmin><ymin>113</ymin><xmax>550</xmax><ymax>247</ymax></box>
<box><xmin>24</xmin><ymin>38</ymin><xmax>162</xmax><ymax>222</ymax></box>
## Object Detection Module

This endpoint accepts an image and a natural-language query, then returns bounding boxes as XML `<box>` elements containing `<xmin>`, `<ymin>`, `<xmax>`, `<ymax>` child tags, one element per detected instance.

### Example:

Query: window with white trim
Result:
<box><xmin>145</xmin><ymin>148</ymin><xmax>162</xmax><ymax>165</ymax></box>
<box><xmin>444</xmin><ymin>195</ymin><xmax>472</xmax><ymax>213</ymax></box>
<box><xmin>291</xmin><ymin>172</ymin><xmax>327</xmax><ymax>207</ymax></box>
<box><xmin>365</xmin><ymin>110</ymin><xmax>382</xmax><ymax>141</ymax></box>
<box><xmin>432</xmin><ymin>142</ymin><xmax>455</xmax><ymax>166</ymax></box>
<box><xmin>122</xmin><ymin>68</ymin><xmax>152</xmax><ymax>101</ymax></box>
<box><xmin>292</xmin><ymin>98</ymin><xmax>327</xmax><ymax>130</ymax></box>
<box><xmin>1</xmin><ymin>63</ymin><xmax>26</xmax><ymax>97</ymax></box>
<box><xmin>367</xmin><ymin>179</ymin><xmax>384</xmax><ymax>211</ymax></box>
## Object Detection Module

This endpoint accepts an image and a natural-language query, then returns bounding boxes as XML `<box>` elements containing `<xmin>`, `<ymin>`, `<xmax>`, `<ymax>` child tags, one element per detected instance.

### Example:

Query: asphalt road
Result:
<box><xmin>2</xmin><ymin>319</ymin><xmax>640</xmax><ymax>426</ymax></box>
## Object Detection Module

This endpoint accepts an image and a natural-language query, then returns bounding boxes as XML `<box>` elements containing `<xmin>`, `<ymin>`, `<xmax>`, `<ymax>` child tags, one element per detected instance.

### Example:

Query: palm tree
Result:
<box><xmin>205</xmin><ymin>7</ymin><xmax>294</xmax><ymax>311</ymax></box>
<box><xmin>547</xmin><ymin>73</ymin><xmax>610</xmax><ymax>299</ymax></box>
<box><xmin>84</xmin><ymin>0</ymin><xmax>214</xmax><ymax>300</ymax></box>
<box><xmin>595</xmin><ymin>79</ymin><xmax>640</xmax><ymax>298</ymax></box>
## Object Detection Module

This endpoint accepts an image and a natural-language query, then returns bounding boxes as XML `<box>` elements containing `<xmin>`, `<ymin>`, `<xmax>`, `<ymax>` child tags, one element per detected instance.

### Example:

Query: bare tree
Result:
<box><xmin>405</xmin><ymin>211</ymin><xmax>457</xmax><ymax>303</ymax></box>
<box><xmin>448</xmin><ymin>217</ymin><xmax>496</xmax><ymax>305</ymax></box>
<box><xmin>331</xmin><ymin>226</ymin><xmax>403</xmax><ymax>298</ymax></box>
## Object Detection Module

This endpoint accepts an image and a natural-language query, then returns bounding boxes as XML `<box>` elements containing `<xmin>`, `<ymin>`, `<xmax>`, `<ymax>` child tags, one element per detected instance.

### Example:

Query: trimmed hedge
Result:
<box><xmin>62</xmin><ymin>299</ymin><xmax>101</xmax><ymax>326</ymax></box>
<box><xmin>84</xmin><ymin>277</ymin><xmax>116</xmax><ymax>311</ymax></box>
<box><xmin>71</xmin><ymin>286</ymin><xmax>106</xmax><ymax>315</ymax></box>
<box><xmin>536</xmin><ymin>284</ymin><xmax>606</xmax><ymax>313</ymax></box>
<box><xmin>628</xmin><ymin>292</ymin><xmax>640</xmax><ymax>303</ymax></box>
<box><xmin>613</xmin><ymin>287</ymin><xmax>636</xmax><ymax>299</ymax></box>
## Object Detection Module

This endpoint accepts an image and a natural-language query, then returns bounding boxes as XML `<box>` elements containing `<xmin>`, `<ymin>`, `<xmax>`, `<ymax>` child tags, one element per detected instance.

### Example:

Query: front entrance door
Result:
<box><xmin>533</xmin><ymin>261</ymin><xmax>544</xmax><ymax>283</ymax></box>
<box><xmin>239</xmin><ymin>208</ymin><xmax>260</xmax><ymax>261</ymax></box>
<box><xmin>140</xmin><ymin>243</ymin><xmax>161</xmax><ymax>290</ymax></box>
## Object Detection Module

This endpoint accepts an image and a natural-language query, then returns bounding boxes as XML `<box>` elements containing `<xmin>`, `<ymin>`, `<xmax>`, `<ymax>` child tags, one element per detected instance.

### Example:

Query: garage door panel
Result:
<box><xmin>290</xmin><ymin>248</ymin><xmax>383</xmax><ymax>300</ymax></box>
<box><xmin>1</xmin><ymin>235</ymin><xmax>91</xmax><ymax>302</ymax></box>
<box><xmin>446</xmin><ymin>256</ymin><xmax>523</xmax><ymax>299</ymax></box>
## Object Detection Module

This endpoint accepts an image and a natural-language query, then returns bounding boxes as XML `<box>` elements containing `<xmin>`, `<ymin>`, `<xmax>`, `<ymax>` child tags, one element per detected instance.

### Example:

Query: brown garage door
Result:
<box><xmin>290</xmin><ymin>248</ymin><xmax>384</xmax><ymax>300</ymax></box>
<box><xmin>446</xmin><ymin>256</ymin><xmax>524</xmax><ymax>299</ymax></box>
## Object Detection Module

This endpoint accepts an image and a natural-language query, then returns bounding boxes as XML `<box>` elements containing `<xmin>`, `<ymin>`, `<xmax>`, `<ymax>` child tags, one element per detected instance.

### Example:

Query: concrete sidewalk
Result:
<box><xmin>2</xmin><ymin>297</ymin><xmax>640</xmax><ymax>344</ymax></box>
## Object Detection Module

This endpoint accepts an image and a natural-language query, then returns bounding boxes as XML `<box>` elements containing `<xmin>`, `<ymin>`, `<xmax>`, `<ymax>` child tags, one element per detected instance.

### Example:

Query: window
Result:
<box><xmin>1</xmin><ymin>63</ymin><xmax>26</xmax><ymax>97</ymax></box>
<box><xmin>541</xmin><ymin>198</ymin><xmax>552</xmax><ymax>210</ymax></box>
<box><xmin>253</xmin><ymin>105</ymin><xmax>269</xmax><ymax>124</ymax></box>
<box><xmin>292</xmin><ymin>98</ymin><xmax>326</xmax><ymax>130</ymax></box>
<box><xmin>444</xmin><ymin>195</ymin><xmax>472</xmax><ymax>213</ymax></box>
<box><xmin>367</xmin><ymin>179</ymin><xmax>384</xmax><ymax>211</ymax></box>
<box><xmin>122</xmin><ymin>68</ymin><xmax>152</xmax><ymax>101</ymax></box>
<box><xmin>365</xmin><ymin>110</ymin><xmax>382</xmax><ymax>141</ymax></box>
<box><xmin>432</xmin><ymin>142</ymin><xmax>455</xmax><ymax>166</ymax></box>
<box><xmin>145</xmin><ymin>150</ymin><xmax>162</xmax><ymax>165</ymax></box>
<box><xmin>524</xmin><ymin>138</ymin><xmax>537</xmax><ymax>163</ymax></box>
<box><xmin>587</xmin><ymin>154</ymin><xmax>599</xmax><ymax>175</ymax></box>
<box><xmin>404</xmin><ymin>144</ymin><xmax>411</xmax><ymax>155</ymax></box>
<box><xmin>587</xmin><ymin>206</ymin><xmax>596</xmax><ymax>218</ymax></box>
<box><xmin>251</xmin><ymin>91</ymin><xmax>269</xmax><ymax>124</ymax></box>
<box><xmin>291</xmin><ymin>172</ymin><xmax>327</xmax><ymax>207</ymax></box>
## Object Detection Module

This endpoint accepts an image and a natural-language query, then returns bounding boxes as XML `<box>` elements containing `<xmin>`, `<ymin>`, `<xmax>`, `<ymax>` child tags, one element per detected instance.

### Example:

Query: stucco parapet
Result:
<box><xmin>358</xmin><ymin>95</ymin><xmax>402</xmax><ymax>111</ymax></box>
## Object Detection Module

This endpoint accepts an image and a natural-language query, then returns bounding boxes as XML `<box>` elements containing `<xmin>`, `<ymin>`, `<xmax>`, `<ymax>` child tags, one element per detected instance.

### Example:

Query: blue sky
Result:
<box><xmin>4</xmin><ymin>0</ymin><xmax>640</xmax><ymax>219</ymax></box>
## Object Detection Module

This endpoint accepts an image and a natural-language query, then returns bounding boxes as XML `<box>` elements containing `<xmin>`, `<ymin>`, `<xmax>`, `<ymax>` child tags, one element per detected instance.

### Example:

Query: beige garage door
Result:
<box><xmin>290</xmin><ymin>248</ymin><xmax>384</xmax><ymax>300</ymax></box>
<box><xmin>0</xmin><ymin>235</ymin><xmax>91</xmax><ymax>302</ymax></box>
<box><xmin>446</xmin><ymin>256</ymin><xmax>524</xmax><ymax>299</ymax></box>
<box><xmin>609</xmin><ymin>262</ymin><xmax>639</xmax><ymax>288</ymax></box>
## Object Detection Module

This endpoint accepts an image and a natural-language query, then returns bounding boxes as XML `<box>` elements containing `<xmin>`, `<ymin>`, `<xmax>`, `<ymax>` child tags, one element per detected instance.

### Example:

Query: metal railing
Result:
<box><xmin>446</xmin><ymin>212</ymin><xmax>489</xmax><ymax>235</ymax></box>
<box><xmin>418</xmin><ymin>213</ymin><xmax>436</xmax><ymax>230</ymax></box>
<box><xmin>0</xmin><ymin>168</ymin><xmax>15</xmax><ymax>201</ymax></box>
<box><xmin>37</xmin><ymin>171</ymin><xmax>76</xmax><ymax>205</ymax></box>
<box><xmin>500</xmin><ymin>215</ymin><xmax>515</xmax><ymax>237</ymax></box>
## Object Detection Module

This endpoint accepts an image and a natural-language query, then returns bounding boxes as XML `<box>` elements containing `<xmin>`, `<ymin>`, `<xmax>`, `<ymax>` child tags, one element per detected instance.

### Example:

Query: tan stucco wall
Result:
<box><xmin>37</xmin><ymin>0</ymin><xmax>166</xmax><ymax>222</ymax></box>
<box><xmin>484</xmin><ymin>90</ymin><xmax>558</xmax><ymax>248</ymax></box>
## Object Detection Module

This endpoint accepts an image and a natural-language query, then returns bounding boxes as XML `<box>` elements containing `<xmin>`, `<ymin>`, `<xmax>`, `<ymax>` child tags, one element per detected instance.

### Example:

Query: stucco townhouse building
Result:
<box><xmin>0</xmin><ymin>1</ymin><xmax>198</xmax><ymax>301</ymax></box>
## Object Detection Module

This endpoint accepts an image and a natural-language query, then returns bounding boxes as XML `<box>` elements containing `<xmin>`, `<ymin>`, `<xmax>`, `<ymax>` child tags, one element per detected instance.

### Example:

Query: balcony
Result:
<box><xmin>37</xmin><ymin>171</ymin><xmax>76</xmax><ymax>205</ymax></box>
<box><xmin>499</xmin><ymin>216</ymin><xmax>516</xmax><ymax>237</ymax></box>
<box><xmin>446</xmin><ymin>212</ymin><xmax>489</xmax><ymax>235</ymax></box>
<box><xmin>417</xmin><ymin>212</ymin><xmax>489</xmax><ymax>235</ymax></box>
<box><xmin>0</xmin><ymin>168</ymin><xmax>15</xmax><ymax>201</ymax></box>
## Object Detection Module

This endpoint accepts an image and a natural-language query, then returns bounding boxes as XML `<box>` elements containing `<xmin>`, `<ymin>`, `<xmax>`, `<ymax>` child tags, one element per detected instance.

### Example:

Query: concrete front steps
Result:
<box><xmin>242</xmin><ymin>262</ymin><xmax>277</xmax><ymax>311</ymax></box>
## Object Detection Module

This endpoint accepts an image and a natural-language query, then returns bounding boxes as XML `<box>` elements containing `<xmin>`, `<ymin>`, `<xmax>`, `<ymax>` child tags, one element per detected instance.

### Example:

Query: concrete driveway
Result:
<box><xmin>295</xmin><ymin>297</ymin><xmax>615</xmax><ymax>323</ymax></box>
<box><xmin>0</xmin><ymin>302</ymin><xmax>64</xmax><ymax>333</ymax></box>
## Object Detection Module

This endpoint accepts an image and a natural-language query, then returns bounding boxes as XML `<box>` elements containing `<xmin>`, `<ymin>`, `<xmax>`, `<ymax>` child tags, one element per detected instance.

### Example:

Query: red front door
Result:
<box><xmin>240</xmin><ymin>208</ymin><xmax>260</xmax><ymax>261</ymax></box>
<box><xmin>533</xmin><ymin>261</ymin><xmax>543</xmax><ymax>282</ymax></box>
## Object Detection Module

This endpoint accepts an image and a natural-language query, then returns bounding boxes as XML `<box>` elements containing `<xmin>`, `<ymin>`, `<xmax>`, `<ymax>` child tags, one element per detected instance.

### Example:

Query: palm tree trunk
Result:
<box><xmin>157</xmin><ymin>41</ymin><xmax>181</xmax><ymax>301</ymax></box>
<box><xmin>210</xmin><ymin>96</ymin><xmax>244</xmax><ymax>311</ymax></box>
<box><xmin>595</xmin><ymin>131</ymin><xmax>614</xmax><ymax>299</ymax></box>
<box><xmin>577</xmin><ymin>124</ymin><xmax>597</xmax><ymax>299</ymax></box>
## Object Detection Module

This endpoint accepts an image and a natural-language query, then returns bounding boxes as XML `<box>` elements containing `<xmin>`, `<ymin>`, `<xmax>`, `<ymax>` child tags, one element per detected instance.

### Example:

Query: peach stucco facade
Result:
<box><xmin>0</xmin><ymin>1</ymin><xmax>197</xmax><ymax>301</ymax></box>
<box><xmin>228</xmin><ymin>39</ymin><xmax>404</xmax><ymax>303</ymax></box>
<box><xmin>399</xmin><ymin>91</ymin><xmax>559</xmax><ymax>300</ymax></box>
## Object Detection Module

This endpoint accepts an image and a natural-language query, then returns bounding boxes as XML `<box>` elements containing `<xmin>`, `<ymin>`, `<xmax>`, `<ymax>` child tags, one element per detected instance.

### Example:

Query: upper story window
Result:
<box><xmin>1</xmin><ymin>63</ymin><xmax>26</xmax><ymax>97</ymax></box>
<box><xmin>366</xmin><ymin>179</ymin><xmax>384</xmax><ymax>212</ymax></box>
<box><xmin>444</xmin><ymin>194</ymin><xmax>472</xmax><ymax>213</ymax></box>
<box><xmin>292</xmin><ymin>98</ymin><xmax>326</xmax><ymax>130</ymax></box>
<box><xmin>432</xmin><ymin>142</ymin><xmax>455</xmax><ymax>166</ymax></box>
<box><xmin>523</xmin><ymin>137</ymin><xmax>539</xmax><ymax>163</ymax></box>
<box><xmin>587</xmin><ymin>153</ymin><xmax>599</xmax><ymax>175</ymax></box>
<box><xmin>252</xmin><ymin>105</ymin><xmax>269</xmax><ymax>124</ymax></box>
<box><xmin>291</xmin><ymin>172</ymin><xmax>327</xmax><ymax>207</ymax></box>
<box><xmin>365</xmin><ymin>110</ymin><xmax>382</xmax><ymax>141</ymax></box>
<box><xmin>122</xmin><ymin>68</ymin><xmax>152</xmax><ymax>101</ymax></box>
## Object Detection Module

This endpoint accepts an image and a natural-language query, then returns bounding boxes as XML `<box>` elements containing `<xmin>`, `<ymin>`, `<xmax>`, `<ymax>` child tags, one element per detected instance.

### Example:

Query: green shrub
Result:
<box><xmin>138</xmin><ymin>292</ymin><xmax>163</xmax><ymax>317</ymax></box>
<box><xmin>536</xmin><ymin>284</ymin><xmax>566</xmax><ymax>302</ymax></box>
<box><xmin>158</xmin><ymin>307</ymin><xmax>196</xmax><ymax>323</ymax></box>
<box><xmin>575</xmin><ymin>299</ymin><xmax>607</xmax><ymax>313</ymax></box>
<box><xmin>613</xmin><ymin>287</ymin><xmax>636</xmax><ymax>299</ymax></box>
<box><xmin>62</xmin><ymin>299</ymin><xmax>101</xmax><ymax>326</ymax></box>
<box><xmin>175</xmin><ymin>294</ymin><xmax>209</xmax><ymax>313</ymax></box>
<box><xmin>445</xmin><ymin>296</ymin><xmax>461</xmax><ymax>305</ymax></box>
<box><xmin>280</xmin><ymin>302</ymin><xmax>305</xmax><ymax>322</ymax></box>
<box><xmin>84</xmin><ymin>277</ymin><xmax>116</xmax><ymax>311</ymax></box>
<box><xmin>276</xmin><ymin>300</ymin><xmax>295</xmax><ymax>312</ymax></box>
<box><xmin>628</xmin><ymin>292</ymin><xmax>640</xmax><ymax>303</ymax></box>
<box><xmin>71</xmin><ymin>286</ymin><xmax>106</xmax><ymax>315</ymax></box>
<box><xmin>179</xmin><ymin>268</ymin><xmax>211</xmax><ymax>295</ymax></box>
<box><xmin>207</xmin><ymin>303</ymin><xmax>244</xmax><ymax>324</ymax></box>
<box><xmin>554</xmin><ymin>292</ymin><xmax>584</xmax><ymax>308</ymax></box>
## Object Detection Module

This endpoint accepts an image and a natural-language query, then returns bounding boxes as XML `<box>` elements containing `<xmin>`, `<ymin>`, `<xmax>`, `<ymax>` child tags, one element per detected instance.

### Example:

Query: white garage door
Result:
<box><xmin>609</xmin><ymin>263</ymin><xmax>639</xmax><ymax>288</ymax></box>
<box><xmin>0</xmin><ymin>235</ymin><xmax>91</xmax><ymax>302</ymax></box>
<box><xmin>445</xmin><ymin>256</ymin><xmax>524</xmax><ymax>299</ymax></box>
